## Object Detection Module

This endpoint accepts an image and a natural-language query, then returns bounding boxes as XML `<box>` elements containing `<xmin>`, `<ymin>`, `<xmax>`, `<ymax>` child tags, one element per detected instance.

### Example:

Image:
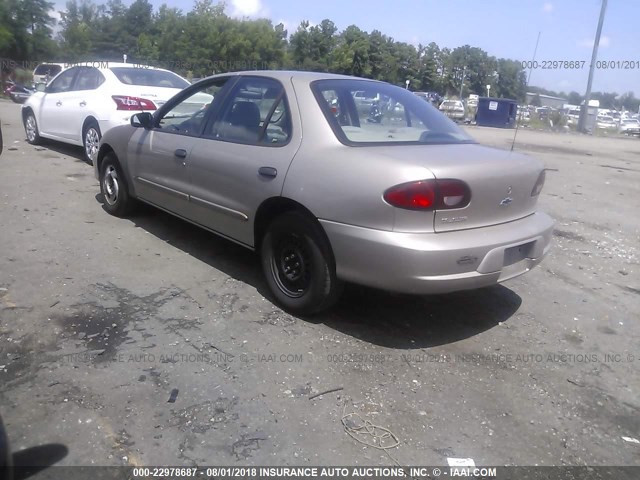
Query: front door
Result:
<box><xmin>39</xmin><ymin>67</ymin><xmax>80</xmax><ymax>139</ymax></box>
<box><xmin>130</xmin><ymin>78</ymin><xmax>227</xmax><ymax>218</ymax></box>
<box><xmin>186</xmin><ymin>75</ymin><xmax>301</xmax><ymax>247</ymax></box>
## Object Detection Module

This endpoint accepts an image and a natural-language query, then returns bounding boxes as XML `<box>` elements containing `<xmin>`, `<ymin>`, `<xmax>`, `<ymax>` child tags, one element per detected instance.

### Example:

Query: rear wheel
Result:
<box><xmin>99</xmin><ymin>154</ymin><xmax>135</xmax><ymax>217</ymax></box>
<box><xmin>261</xmin><ymin>211</ymin><xmax>343</xmax><ymax>315</ymax></box>
<box><xmin>83</xmin><ymin>120</ymin><xmax>101</xmax><ymax>165</ymax></box>
<box><xmin>24</xmin><ymin>111</ymin><xmax>41</xmax><ymax>145</ymax></box>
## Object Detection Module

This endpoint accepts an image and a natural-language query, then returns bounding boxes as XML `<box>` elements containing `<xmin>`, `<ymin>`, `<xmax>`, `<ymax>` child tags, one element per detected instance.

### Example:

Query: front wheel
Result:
<box><xmin>99</xmin><ymin>154</ymin><xmax>135</xmax><ymax>217</ymax></box>
<box><xmin>261</xmin><ymin>212</ymin><xmax>343</xmax><ymax>315</ymax></box>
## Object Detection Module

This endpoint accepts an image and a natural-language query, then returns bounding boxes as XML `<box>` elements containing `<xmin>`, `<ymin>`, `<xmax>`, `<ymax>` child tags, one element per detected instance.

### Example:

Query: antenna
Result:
<box><xmin>511</xmin><ymin>31</ymin><xmax>541</xmax><ymax>152</ymax></box>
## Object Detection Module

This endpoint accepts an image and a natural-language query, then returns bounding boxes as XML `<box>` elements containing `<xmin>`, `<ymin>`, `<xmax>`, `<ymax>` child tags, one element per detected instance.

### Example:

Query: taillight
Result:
<box><xmin>383</xmin><ymin>179</ymin><xmax>470</xmax><ymax>211</ymax></box>
<box><xmin>436</xmin><ymin>179</ymin><xmax>471</xmax><ymax>209</ymax></box>
<box><xmin>531</xmin><ymin>170</ymin><xmax>546</xmax><ymax>196</ymax></box>
<box><xmin>112</xmin><ymin>95</ymin><xmax>157</xmax><ymax>111</ymax></box>
<box><xmin>384</xmin><ymin>181</ymin><xmax>436</xmax><ymax>210</ymax></box>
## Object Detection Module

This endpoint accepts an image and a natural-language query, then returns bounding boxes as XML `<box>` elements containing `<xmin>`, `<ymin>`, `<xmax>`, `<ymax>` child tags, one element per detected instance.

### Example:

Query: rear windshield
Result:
<box><xmin>110</xmin><ymin>68</ymin><xmax>189</xmax><ymax>89</ymax></box>
<box><xmin>34</xmin><ymin>64</ymin><xmax>62</xmax><ymax>76</ymax></box>
<box><xmin>312</xmin><ymin>79</ymin><xmax>474</xmax><ymax>145</ymax></box>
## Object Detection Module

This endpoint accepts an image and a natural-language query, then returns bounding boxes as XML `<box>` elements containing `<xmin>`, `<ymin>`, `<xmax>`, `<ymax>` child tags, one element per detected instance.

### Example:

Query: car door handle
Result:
<box><xmin>174</xmin><ymin>149</ymin><xmax>187</xmax><ymax>158</ymax></box>
<box><xmin>79</xmin><ymin>101</ymin><xmax>86</xmax><ymax>107</ymax></box>
<box><xmin>258</xmin><ymin>167</ymin><xmax>277</xmax><ymax>178</ymax></box>
<box><xmin>56</xmin><ymin>101</ymin><xmax>62</xmax><ymax>106</ymax></box>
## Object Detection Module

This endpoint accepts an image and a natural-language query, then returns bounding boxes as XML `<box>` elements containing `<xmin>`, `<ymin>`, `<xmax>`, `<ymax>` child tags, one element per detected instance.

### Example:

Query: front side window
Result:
<box><xmin>209</xmin><ymin>77</ymin><xmax>291</xmax><ymax>145</ymax></box>
<box><xmin>34</xmin><ymin>64</ymin><xmax>62</xmax><ymax>77</ymax></box>
<box><xmin>312</xmin><ymin>79</ymin><xmax>474</xmax><ymax>145</ymax></box>
<box><xmin>47</xmin><ymin>68</ymin><xmax>78</xmax><ymax>93</ymax></box>
<box><xmin>157</xmin><ymin>79</ymin><xmax>228</xmax><ymax>136</ymax></box>
<box><xmin>111</xmin><ymin>67</ymin><xmax>190</xmax><ymax>89</ymax></box>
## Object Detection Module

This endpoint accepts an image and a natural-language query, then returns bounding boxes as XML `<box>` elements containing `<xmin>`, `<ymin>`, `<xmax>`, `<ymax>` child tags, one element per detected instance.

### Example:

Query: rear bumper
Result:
<box><xmin>321</xmin><ymin>212</ymin><xmax>554</xmax><ymax>294</ymax></box>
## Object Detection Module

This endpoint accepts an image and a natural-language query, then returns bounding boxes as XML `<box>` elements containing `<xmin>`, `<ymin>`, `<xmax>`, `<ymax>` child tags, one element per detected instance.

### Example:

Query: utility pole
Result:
<box><xmin>578</xmin><ymin>0</ymin><xmax>608</xmax><ymax>133</ymax></box>
<box><xmin>459</xmin><ymin>66</ymin><xmax>466</xmax><ymax>99</ymax></box>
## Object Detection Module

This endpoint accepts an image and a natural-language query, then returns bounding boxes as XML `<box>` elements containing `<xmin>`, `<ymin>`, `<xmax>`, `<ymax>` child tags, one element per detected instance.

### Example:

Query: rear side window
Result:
<box><xmin>75</xmin><ymin>67</ymin><xmax>105</xmax><ymax>90</ymax></box>
<box><xmin>110</xmin><ymin>68</ymin><xmax>189</xmax><ymax>89</ymax></box>
<box><xmin>47</xmin><ymin>68</ymin><xmax>78</xmax><ymax>93</ymax></box>
<box><xmin>209</xmin><ymin>77</ymin><xmax>291</xmax><ymax>146</ymax></box>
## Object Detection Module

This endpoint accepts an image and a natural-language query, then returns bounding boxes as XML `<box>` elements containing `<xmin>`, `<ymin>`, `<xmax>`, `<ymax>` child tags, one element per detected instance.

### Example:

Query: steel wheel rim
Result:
<box><xmin>26</xmin><ymin>116</ymin><xmax>36</xmax><ymax>142</ymax></box>
<box><xmin>102</xmin><ymin>165</ymin><xmax>119</xmax><ymax>205</ymax></box>
<box><xmin>85</xmin><ymin>128</ymin><xmax>100</xmax><ymax>162</ymax></box>
<box><xmin>270</xmin><ymin>234</ymin><xmax>312</xmax><ymax>298</ymax></box>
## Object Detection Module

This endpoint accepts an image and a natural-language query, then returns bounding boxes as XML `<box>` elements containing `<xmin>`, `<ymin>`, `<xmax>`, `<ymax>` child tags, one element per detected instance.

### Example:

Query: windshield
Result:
<box><xmin>110</xmin><ymin>67</ymin><xmax>189</xmax><ymax>88</ymax></box>
<box><xmin>312</xmin><ymin>79</ymin><xmax>474</xmax><ymax>145</ymax></box>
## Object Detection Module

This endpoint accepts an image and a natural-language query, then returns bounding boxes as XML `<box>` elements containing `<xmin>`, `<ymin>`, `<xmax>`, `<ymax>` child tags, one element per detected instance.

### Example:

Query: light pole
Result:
<box><xmin>405</xmin><ymin>79</ymin><xmax>410</xmax><ymax>90</ymax></box>
<box><xmin>578</xmin><ymin>0</ymin><xmax>608</xmax><ymax>133</ymax></box>
<box><xmin>486</xmin><ymin>84</ymin><xmax>491</xmax><ymax>97</ymax></box>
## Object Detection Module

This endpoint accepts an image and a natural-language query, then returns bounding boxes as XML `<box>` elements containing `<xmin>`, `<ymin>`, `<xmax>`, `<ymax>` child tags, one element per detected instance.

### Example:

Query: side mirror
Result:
<box><xmin>131</xmin><ymin>112</ymin><xmax>153</xmax><ymax>129</ymax></box>
<box><xmin>35</xmin><ymin>83</ymin><xmax>46</xmax><ymax>92</ymax></box>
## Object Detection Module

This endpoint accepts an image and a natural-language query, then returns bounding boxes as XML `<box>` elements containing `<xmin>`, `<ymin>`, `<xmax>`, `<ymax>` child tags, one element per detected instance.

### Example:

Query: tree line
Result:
<box><xmin>1</xmin><ymin>0</ymin><xmax>638</xmax><ymax>110</ymax></box>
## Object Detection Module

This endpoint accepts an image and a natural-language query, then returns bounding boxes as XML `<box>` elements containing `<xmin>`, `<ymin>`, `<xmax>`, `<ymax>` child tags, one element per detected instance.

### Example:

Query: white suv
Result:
<box><xmin>32</xmin><ymin>63</ymin><xmax>66</xmax><ymax>86</ymax></box>
<box><xmin>22</xmin><ymin>62</ymin><xmax>191</xmax><ymax>163</ymax></box>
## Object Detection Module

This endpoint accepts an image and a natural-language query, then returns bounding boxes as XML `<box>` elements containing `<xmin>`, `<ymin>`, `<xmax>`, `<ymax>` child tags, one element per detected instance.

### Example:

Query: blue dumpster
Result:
<box><xmin>475</xmin><ymin>97</ymin><xmax>518</xmax><ymax>128</ymax></box>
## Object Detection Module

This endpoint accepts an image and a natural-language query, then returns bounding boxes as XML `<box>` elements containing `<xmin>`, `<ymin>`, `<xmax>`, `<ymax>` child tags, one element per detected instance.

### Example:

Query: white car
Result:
<box><xmin>596</xmin><ymin>115</ymin><xmax>616</xmax><ymax>130</ymax></box>
<box><xmin>32</xmin><ymin>63</ymin><xmax>66</xmax><ymax>86</ymax></box>
<box><xmin>22</xmin><ymin>62</ymin><xmax>192</xmax><ymax>163</ymax></box>
<box><xmin>619</xmin><ymin>118</ymin><xmax>640</xmax><ymax>136</ymax></box>
<box><xmin>439</xmin><ymin>100</ymin><xmax>465</xmax><ymax>121</ymax></box>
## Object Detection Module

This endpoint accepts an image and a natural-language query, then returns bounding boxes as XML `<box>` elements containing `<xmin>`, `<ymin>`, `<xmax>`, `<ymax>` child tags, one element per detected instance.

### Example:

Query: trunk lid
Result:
<box><xmin>375</xmin><ymin>143</ymin><xmax>544</xmax><ymax>232</ymax></box>
<box><xmin>110</xmin><ymin>85</ymin><xmax>184</xmax><ymax>108</ymax></box>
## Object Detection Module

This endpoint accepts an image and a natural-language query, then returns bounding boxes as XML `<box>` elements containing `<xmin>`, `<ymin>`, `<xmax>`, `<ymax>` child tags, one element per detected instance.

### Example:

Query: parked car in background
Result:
<box><xmin>619</xmin><ymin>118</ymin><xmax>640</xmax><ymax>136</ymax></box>
<box><xmin>9</xmin><ymin>84</ymin><xmax>35</xmax><ymax>104</ymax></box>
<box><xmin>32</xmin><ymin>63</ymin><xmax>66</xmax><ymax>86</ymax></box>
<box><xmin>352</xmin><ymin>90</ymin><xmax>380</xmax><ymax>107</ymax></box>
<box><xmin>467</xmin><ymin>94</ymin><xmax>479</xmax><ymax>108</ymax></box>
<box><xmin>414</xmin><ymin>91</ymin><xmax>441</xmax><ymax>106</ymax></box>
<box><xmin>517</xmin><ymin>105</ymin><xmax>530</xmax><ymax>122</ymax></box>
<box><xmin>3</xmin><ymin>80</ymin><xmax>16</xmax><ymax>97</ymax></box>
<box><xmin>22</xmin><ymin>62</ymin><xmax>194</xmax><ymax>163</ymax></box>
<box><xmin>536</xmin><ymin>106</ymin><xmax>552</xmax><ymax>120</ymax></box>
<box><xmin>94</xmin><ymin>71</ymin><xmax>553</xmax><ymax>314</ymax></box>
<box><xmin>596</xmin><ymin>114</ymin><xmax>616</xmax><ymax>130</ymax></box>
<box><xmin>439</xmin><ymin>99</ymin><xmax>465</xmax><ymax>121</ymax></box>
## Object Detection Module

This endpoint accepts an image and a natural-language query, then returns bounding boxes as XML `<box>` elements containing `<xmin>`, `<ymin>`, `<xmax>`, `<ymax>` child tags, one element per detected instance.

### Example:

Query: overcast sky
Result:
<box><xmin>52</xmin><ymin>0</ymin><xmax>639</xmax><ymax>95</ymax></box>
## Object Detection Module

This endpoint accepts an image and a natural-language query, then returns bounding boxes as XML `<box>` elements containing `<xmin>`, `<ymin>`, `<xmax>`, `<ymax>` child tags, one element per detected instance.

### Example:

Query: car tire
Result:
<box><xmin>83</xmin><ymin>120</ymin><xmax>101</xmax><ymax>165</ymax></box>
<box><xmin>99</xmin><ymin>154</ymin><xmax>135</xmax><ymax>217</ymax></box>
<box><xmin>261</xmin><ymin>211</ymin><xmax>343</xmax><ymax>315</ymax></box>
<box><xmin>24</xmin><ymin>110</ymin><xmax>41</xmax><ymax>145</ymax></box>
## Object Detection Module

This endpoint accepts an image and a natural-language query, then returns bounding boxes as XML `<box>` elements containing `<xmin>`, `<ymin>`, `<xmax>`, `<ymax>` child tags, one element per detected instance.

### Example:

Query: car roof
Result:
<box><xmin>63</xmin><ymin>62</ymin><xmax>177</xmax><ymax>75</ymax></box>
<box><xmin>197</xmin><ymin>70</ymin><xmax>384</xmax><ymax>85</ymax></box>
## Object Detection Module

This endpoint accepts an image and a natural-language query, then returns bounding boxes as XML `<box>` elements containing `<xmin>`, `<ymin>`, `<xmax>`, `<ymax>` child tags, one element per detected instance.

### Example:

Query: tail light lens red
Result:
<box><xmin>112</xmin><ymin>95</ymin><xmax>157</xmax><ymax>111</ymax></box>
<box><xmin>384</xmin><ymin>179</ymin><xmax>470</xmax><ymax>211</ymax></box>
<box><xmin>531</xmin><ymin>170</ymin><xmax>546</xmax><ymax>196</ymax></box>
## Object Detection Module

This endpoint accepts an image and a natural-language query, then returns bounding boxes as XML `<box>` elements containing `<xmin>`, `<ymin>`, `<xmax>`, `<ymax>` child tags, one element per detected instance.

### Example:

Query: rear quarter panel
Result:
<box><xmin>284</xmin><ymin>76</ymin><xmax>434</xmax><ymax>232</ymax></box>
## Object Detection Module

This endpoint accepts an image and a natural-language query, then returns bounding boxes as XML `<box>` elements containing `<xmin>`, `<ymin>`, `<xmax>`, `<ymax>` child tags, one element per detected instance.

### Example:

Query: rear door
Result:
<box><xmin>185</xmin><ymin>75</ymin><xmax>302</xmax><ymax>247</ymax></box>
<box><xmin>61</xmin><ymin>66</ymin><xmax>106</xmax><ymax>142</ymax></box>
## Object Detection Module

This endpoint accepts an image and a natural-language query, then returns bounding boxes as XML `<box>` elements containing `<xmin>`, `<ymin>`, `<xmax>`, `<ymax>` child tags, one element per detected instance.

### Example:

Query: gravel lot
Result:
<box><xmin>1</xmin><ymin>98</ymin><xmax>638</xmax><ymax>469</ymax></box>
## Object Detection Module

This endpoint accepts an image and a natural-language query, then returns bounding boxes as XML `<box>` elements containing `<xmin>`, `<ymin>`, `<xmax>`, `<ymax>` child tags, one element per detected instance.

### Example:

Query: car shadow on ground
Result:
<box><xmin>26</xmin><ymin>138</ymin><xmax>90</xmax><ymax>165</ymax></box>
<box><xmin>108</xmin><ymin>201</ymin><xmax>521</xmax><ymax>350</ymax></box>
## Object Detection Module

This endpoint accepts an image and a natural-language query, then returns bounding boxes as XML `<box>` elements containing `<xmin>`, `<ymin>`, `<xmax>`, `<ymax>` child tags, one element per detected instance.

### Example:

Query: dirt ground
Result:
<box><xmin>1</xmin><ymin>99</ymin><xmax>639</xmax><ymax>471</ymax></box>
